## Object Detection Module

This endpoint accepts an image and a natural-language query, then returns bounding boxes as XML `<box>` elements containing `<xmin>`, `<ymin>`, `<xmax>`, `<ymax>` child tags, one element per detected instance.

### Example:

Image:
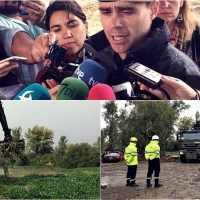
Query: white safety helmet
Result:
<box><xmin>152</xmin><ymin>135</ymin><xmax>159</xmax><ymax>140</ymax></box>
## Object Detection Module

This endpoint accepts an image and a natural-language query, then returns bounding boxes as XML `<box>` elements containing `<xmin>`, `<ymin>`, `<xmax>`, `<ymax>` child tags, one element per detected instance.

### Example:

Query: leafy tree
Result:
<box><xmin>176</xmin><ymin>116</ymin><xmax>195</xmax><ymax>131</ymax></box>
<box><xmin>32</xmin><ymin>153</ymin><xmax>54</xmax><ymax>166</ymax></box>
<box><xmin>101</xmin><ymin>127</ymin><xmax>110</xmax><ymax>152</ymax></box>
<box><xmin>102</xmin><ymin>101</ymin><xmax>182</xmax><ymax>155</ymax></box>
<box><xmin>12</xmin><ymin>126</ymin><xmax>23</xmax><ymax>141</ymax></box>
<box><xmin>102</xmin><ymin>101</ymin><xmax>118</xmax><ymax>149</ymax></box>
<box><xmin>53</xmin><ymin>136</ymin><xmax>68</xmax><ymax>167</ymax></box>
<box><xmin>24</xmin><ymin>125</ymin><xmax>54</xmax><ymax>157</ymax></box>
<box><xmin>63</xmin><ymin>143</ymin><xmax>99</xmax><ymax>168</ymax></box>
<box><xmin>93</xmin><ymin>136</ymin><xmax>100</xmax><ymax>148</ymax></box>
<box><xmin>171</xmin><ymin>101</ymin><xmax>190</xmax><ymax>116</ymax></box>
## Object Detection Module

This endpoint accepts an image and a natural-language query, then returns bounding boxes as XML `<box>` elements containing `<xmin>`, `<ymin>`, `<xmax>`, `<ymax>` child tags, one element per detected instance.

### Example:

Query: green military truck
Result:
<box><xmin>177</xmin><ymin>111</ymin><xmax>200</xmax><ymax>163</ymax></box>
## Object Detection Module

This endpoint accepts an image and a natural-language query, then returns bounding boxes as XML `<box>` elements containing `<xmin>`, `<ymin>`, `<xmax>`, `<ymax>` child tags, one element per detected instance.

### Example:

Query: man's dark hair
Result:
<box><xmin>45</xmin><ymin>0</ymin><xmax>87</xmax><ymax>31</ymax></box>
<box><xmin>145</xmin><ymin>2</ymin><xmax>152</xmax><ymax>7</ymax></box>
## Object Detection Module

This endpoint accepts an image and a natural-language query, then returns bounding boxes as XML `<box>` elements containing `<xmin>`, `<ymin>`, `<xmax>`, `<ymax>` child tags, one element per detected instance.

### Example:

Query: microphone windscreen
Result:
<box><xmin>36</xmin><ymin>67</ymin><xmax>46</xmax><ymax>84</ymax></box>
<box><xmin>56</xmin><ymin>77</ymin><xmax>89</xmax><ymax>100</ymax></box>
<box><xmin>88</xmin><ymin>83</ymin><xmax>116</xmax><ymax>100</ymax></box>
<box><xmin>72</xmin><ymin>59</ymin><xmax>107</xmax><ymax>90</ymax></box>
<box><xmin>13</xmin><ymin>83</ymin><xmax>51</xmax><ymax>100</ymax></box>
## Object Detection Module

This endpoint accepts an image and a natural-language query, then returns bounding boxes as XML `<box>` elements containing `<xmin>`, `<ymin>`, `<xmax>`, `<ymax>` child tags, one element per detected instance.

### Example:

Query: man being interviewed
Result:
<box><xmin>84</xmin><ymin>0</ymin><xmax>200</xmax><ymax>100</ymax></box>
<box><xmin>124</xmin><ymin>137</ymin><xmax>139</xmax><ymax>187</ymax></box>
<box><xmin>145</xmin><ymin>135</ymin><xmax>162</xmax><ymax>188</ymax></box>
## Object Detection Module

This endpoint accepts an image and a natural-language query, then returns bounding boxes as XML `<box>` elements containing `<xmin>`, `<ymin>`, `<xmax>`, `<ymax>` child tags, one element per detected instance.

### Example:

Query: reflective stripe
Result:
<box><xmin>131</xmin><ymin>153</ymin><xmax>138</xmax><ymax>156</ymax></box>
<box><xmin>130</xmin><ymin>179</ymin><xmax>135</xmax><ymax>182</ymax></box>
<box><xmin>145</xmin><ymin>151</ymin><xmax>160</xmax><ymax>153</ymax></box>
<box><xmin>126</xmin><ymin>152</ymin><xmax>137</xmax><ymax>155</ymax></box>
<box><xmin>154</xmin><ymin>177</ymin><xmax>159</xmax><ymax>179</ymax></box>
<box><xmin>147</xmin><ymin>177</ymin><xmax>151</xmax><ymax>179</ymax></box>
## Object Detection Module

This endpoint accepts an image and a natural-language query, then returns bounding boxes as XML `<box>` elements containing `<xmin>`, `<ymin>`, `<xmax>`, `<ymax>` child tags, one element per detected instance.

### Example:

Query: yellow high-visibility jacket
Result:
<box><xmin>124</xmin><ymin>142</ymin><xmax>138</xmax><ymax>165</ymax></box>
<box><xmin>145</xmin><ymin>140</ymin><xmax>160</xmax><ymax>160</ymax></box>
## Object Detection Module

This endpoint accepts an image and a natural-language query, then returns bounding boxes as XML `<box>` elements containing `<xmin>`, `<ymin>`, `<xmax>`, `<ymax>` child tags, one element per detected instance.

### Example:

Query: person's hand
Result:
<box><xmin>0</xmin><ymin>61</ymin><xmax>19</xmax><ymax>78</ymax></box>
<box><xmin>138</xmin><ymin>75</ymin><xmax>197</xmax><ymax>100</ymax></box>
<box><xmin>31</xmin><ymin>32</ymin><xmax>56</xmax><ymax>63</ymax></box>
<box><xmin>45</xmin><ymin>79</ymin><xmax>59</xmax><ymax>89</ymax></box>
<box><xmin>42</xmin><ymin>83</ymin><xmax>60</xmax><ymax>100</ymax></box>
<box><xmin>19</xmin><ymin>0</ymin><xmax>46</xmax><ymax>26</ymax></box>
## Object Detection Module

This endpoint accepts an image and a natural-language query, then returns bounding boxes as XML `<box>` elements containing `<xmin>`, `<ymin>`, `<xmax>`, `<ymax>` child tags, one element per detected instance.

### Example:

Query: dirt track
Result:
<box><xmin>101</xmin><ymin>161</ymin><xmax>200</xmax><ymax>199</ymax></box>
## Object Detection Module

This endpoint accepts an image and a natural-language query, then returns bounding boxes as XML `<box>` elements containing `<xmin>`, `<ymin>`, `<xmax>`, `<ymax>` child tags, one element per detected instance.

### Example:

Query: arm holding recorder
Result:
<box><xmin>40</xmin><ymin>40</ymin><xmax>79</xmax><ymax>84</ymax></box>
<box><xmin>138</xmin><ymin>75</ymin><xmax>199</xmax><ymax>100</ymax></box>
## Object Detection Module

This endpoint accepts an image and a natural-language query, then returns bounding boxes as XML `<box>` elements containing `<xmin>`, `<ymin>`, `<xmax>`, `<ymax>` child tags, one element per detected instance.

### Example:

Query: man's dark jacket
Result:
<box><xmin>84</xmin><ymin>17</ymin><xmax>200</xmax><ymax>100</ymax></box>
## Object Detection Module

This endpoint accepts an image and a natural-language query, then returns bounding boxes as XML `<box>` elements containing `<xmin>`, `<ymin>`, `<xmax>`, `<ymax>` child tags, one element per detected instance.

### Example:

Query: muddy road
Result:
<box><xmin>101</xmin><ymin>160</ymin><xmax>200</xmax><ymax>199</ymax></box>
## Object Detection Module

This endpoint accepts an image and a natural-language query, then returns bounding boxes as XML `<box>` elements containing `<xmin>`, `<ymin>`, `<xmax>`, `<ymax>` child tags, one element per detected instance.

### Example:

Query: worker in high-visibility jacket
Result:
<box><xmin>145</xmin><ymin>135</ymin><xmax>163</xmax><ymax>188</ymax></box>
<box><xmin>124</xmin><ymin>137</ymin><xmax>139</xmax><ymax>187</ymax></box>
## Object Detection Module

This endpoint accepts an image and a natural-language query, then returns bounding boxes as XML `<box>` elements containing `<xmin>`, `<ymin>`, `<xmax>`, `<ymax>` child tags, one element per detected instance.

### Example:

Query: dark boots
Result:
<box><xmin>154</xmin><ymin>178</ymin><xmax>163</xmax><ymax>187</ymax></box>
<box><xmin>130</xmin><ymin>180</ymin><xmax>139</xmax><ymax>187</ymax></box>
<box><xmin>146</xmin><ymin>179</ymin><xmax>152</xmax><ymax>188</ymax></box>
<box><xmin>126</xmin><ymin>179</ymin><xmax>131</xmax><ymax>186</ymax></box>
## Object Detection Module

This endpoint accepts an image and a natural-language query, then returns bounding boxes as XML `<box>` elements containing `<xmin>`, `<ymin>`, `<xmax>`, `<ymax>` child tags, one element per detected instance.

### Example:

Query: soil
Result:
<box><xmin>101</xmin><ymin>160</ymin><xmax>200</xmax><ymax>199</ymax></box>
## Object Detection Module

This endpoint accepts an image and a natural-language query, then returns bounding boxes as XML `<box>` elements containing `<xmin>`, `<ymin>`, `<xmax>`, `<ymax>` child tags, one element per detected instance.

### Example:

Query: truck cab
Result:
<box><xmin>177</xmin><ymin>130</ymin><xmax>200</xmax><ymax>163</ymax></box>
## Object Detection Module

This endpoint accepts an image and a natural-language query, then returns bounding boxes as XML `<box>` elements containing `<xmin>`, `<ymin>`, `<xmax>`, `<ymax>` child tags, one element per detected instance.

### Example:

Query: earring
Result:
<box><xmin>176</xmin><ymin>11</ymin><xmax>183</xmax><ymax>24</ymax></box>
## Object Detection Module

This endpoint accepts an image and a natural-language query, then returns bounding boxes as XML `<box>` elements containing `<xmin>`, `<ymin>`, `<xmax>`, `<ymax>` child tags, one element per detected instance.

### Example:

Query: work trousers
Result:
<box><xmin>127</xmin><ymin>165</ymin><xmax>137</xmax><ymax>182</ymax></box>
<box><xmin>147</xmin><ymin>158</ymin><xmax>160</xmax><ymax>180</ymax></box>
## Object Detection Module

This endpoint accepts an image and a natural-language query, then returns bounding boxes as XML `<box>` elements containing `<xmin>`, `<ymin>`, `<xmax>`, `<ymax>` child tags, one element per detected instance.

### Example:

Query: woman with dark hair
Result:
<box><xmin>31</xmin><ymin>0</ymin><xmax>93</xmax><ymax>89</ymax></box>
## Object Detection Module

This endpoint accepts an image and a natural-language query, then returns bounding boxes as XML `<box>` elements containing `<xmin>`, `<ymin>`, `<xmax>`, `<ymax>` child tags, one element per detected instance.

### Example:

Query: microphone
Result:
<box><xmin>72</xmin><ymin>59</ymin><xmax>107</xmax><ymax>90</ymax></box>
<box><xmin>112</xmin><ymin>82</ymin><xmax>140</xmax><ymax>100</ymax></box>
<box><xmin>88</xmin><ymin>84</ymin><xmax>116</xmax><ymax>100</ymax></box>
<box><xmin>13</xmin><ymin>83</ymin><xmax>51</xmax><ymax>100</ymax></box>
<box><xmin>36</xmin><ymin>67</ymin><xmax>47</xmax><ymax>84</ymax></box>
<box><xmin>56</xmin><ymin>77</ymin><xmax>89</xmax><ymax>100</ymax></box>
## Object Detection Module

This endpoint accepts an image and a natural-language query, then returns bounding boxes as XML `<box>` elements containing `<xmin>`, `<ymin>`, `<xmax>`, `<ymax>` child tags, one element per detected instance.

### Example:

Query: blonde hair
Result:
<box><xmin>180</xmin><ymin>1</ymin><xmax>200</xmax><ymax>43</ymax></box>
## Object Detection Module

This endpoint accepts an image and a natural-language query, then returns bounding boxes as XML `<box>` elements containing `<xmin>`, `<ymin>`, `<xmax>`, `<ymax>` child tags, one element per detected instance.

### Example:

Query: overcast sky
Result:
<box><xmin>0</xmin><ymin>101</ymin><xmax>101</xmax><ymax>146</ymax></box>
<box><xmin>101</xmin><ymin>100</ymin><xmax>200</xmax><ymax>128</ymax></box>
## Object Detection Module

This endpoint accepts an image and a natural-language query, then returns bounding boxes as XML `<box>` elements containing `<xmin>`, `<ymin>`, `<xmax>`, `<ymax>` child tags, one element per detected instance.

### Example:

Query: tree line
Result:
<box><xmin>101</xmin><ymin>101</ymin><xmax>195</xmax><ymax>155</ymax></box>
<box><xmin>1</xmin><ymin>125</ymin><xmax>100</xmax><ymax>168</ymax></box>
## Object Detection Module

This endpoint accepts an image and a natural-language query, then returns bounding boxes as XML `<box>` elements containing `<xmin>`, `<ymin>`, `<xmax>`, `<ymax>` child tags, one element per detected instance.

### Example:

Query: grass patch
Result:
<box><xmin>0</xmin><ymin>167</ymin><xmax>100</xmax><ymax>199</ymax></box>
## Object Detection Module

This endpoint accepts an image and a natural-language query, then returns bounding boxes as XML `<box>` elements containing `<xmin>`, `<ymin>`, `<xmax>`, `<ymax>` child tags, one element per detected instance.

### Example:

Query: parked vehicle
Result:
<box><xmin>177</xmin><ymin>111</ymin><xmax>200</xmax><ymax>163</ymax></box>
<box><xmin>102</xmin><ymin>150</ymin><xmax>124</xmax><ymax>163</ymax></box>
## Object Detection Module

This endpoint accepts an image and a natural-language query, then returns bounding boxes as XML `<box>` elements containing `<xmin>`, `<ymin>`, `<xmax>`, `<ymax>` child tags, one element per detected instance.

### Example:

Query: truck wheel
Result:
<box><xmin>180</xmin><ymin>156</ymin><xmax>187</xmax><ymax>163</ymax></box>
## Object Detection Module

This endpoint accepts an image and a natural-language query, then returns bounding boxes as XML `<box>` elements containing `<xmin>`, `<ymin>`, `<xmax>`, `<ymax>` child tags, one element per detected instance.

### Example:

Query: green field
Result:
<box><xmin>0</xmin><ymin>167</ymin><xmax>100</xmax><ymax>199</ymax></box>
